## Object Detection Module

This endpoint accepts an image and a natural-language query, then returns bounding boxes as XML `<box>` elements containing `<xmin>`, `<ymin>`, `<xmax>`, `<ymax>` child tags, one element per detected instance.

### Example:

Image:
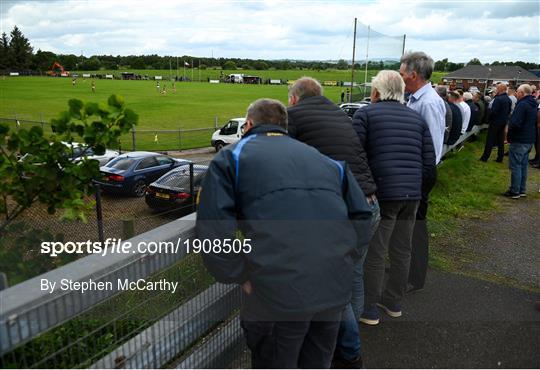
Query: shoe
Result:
<box><xmin>359</xmin><ymin>304</ymin><xmax>380</xmax><ymax>325</ymax></box>
<box><xmin>406</xmin><ymin>283</ymin><xmax>424</xmax><ymax>294</ymax></box>
<box><xmin>332</xmin><ymin>355</ymin><xmax>363</xmax><ymax>369</ymax></box>
<box><xmin>377</xmin><ymin>302</ymin><xmax>402</xmax><ymax>318</ymax></box>
<box><xmin>495</xmin><ymin>158</ymin><xmax>503</xmax><ymax>163</ymax></box>
<box><xmin>519</xmin><ymin>193</ymin><xmax>527</xmax><ymax>198</ymax></box>
<box><xmin>502</xmin><ymin>191</ymin><xmax>520</xmax><ymax>199</ymax></box>
<box><xmin>479</xmin><ymin>157</ymin><xmax>488</xmax><ymax>162</ymax></box>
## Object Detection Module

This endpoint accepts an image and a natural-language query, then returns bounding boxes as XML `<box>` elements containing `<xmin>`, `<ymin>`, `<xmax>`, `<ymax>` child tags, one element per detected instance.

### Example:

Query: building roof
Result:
<box><xmin>443</xmin><ymin>65</ymin><xmax>540</xmax><ymax>82</ymax></box>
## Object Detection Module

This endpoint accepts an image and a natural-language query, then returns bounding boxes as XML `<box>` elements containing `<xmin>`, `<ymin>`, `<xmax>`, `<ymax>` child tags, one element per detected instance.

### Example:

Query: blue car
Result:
<box><xmin>95</xmin><ymin>152</ymin><xmax>188</xmax><ymax>197</ymax></box>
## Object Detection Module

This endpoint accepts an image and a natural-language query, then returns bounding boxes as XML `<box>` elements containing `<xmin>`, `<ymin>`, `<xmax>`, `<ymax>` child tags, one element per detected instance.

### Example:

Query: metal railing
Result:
<box><xmin>0</xmin><ymin>213</ymin><xmax>244</xmax><ymax>368</ymax></box>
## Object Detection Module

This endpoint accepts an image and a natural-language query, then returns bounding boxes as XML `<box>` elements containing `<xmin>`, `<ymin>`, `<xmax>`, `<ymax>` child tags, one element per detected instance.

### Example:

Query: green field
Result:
<box><xmin>0</xmin><ymin>70</ymin><xmax>446</xmax><ymax>150</ymax></box>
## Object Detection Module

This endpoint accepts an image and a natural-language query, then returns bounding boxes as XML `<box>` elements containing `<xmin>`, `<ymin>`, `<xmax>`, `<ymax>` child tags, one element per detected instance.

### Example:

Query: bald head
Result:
<box><xmin>496</xmin><ymin>83</ymin><xmax>508</xmax><ymax>94</ymax></box>
<box><xmin>288</xmin><ymin>77</ymin><xmax>323</xmax><ymax>105</ymax></box>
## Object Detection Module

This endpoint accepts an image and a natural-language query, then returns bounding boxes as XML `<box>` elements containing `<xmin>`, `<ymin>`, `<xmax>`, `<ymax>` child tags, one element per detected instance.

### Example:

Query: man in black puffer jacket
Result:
<box><xmin>352</xmin><ymin>70</ymin><xmax>435</xmax><ymax>325</ymax></box>
<box><xmin>287</xmin><ymin>77</ymin><xmax>379</xmax><ymax>368</ymax></box>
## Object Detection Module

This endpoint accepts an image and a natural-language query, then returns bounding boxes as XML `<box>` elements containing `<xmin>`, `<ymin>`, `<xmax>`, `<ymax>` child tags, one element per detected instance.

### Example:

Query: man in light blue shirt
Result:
<box><xmin>399</xmin><ymin>51</ymin><xmax>445</xmax><ymax>292</ymax></box>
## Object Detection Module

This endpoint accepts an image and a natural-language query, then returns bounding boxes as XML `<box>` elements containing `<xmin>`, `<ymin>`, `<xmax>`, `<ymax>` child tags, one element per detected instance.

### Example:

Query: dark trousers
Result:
<box><xmin>364</xmin><ymin>200</ymin><xmax>420</xmax><ymax>306</ymax></box>
<box><xmin>532</xmin><ymin>127</ymin><xmax>540</xmax><ymax>162</ymax></box>
<box><xmin>481</xmin><ymin>123</ymin><xmax>506</xmax><ymax>161</ymax></box>
<box><xmin>241</xmin><ymin>300</ymin><xmax>342</xmax><ymax>369</ymax></box>
<box><xmin>408</xmin><ymin>167</ymin><xmax>437</xmax><ymax>289</ymax></box>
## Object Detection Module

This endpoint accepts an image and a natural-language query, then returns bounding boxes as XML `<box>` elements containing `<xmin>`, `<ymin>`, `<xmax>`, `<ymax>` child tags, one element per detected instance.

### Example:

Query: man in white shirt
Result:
<box><xmin>399</xmin><ymin>51</ymin><xmax>446</xmax><ymax>292</ymax></box>
<box><xmin>457</xmin><ymin>91</ymin><xmax>471</xmax><ymax>134</ymax></box>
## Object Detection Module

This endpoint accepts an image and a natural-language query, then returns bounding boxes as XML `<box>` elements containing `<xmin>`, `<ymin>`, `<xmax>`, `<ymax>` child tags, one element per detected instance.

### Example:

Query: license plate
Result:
<box><xmin>156</xmin><ymin>192</ymin><xmax>170</xmax><ymax>199</ymax></box>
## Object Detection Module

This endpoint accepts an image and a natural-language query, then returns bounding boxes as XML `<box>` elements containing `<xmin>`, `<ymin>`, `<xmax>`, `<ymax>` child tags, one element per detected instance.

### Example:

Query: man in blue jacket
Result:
<box><xmin>480</xmin><ymin>83</ymin><xmax>512</xmax><ymax>162</ymax></box>
<box><xmin>503</xmin><ymin>84</ymin><xmax>538</xmax><ymax>198</ymax></box>
<box><xmin>352</xmin><ymin>70</ymin><xmax>435</xmax><ymax>324</ymax></box>
<box><xmin>196</xmin><ymin>98</ymin><xmax>372</xmax><ymax>369</ymax></box>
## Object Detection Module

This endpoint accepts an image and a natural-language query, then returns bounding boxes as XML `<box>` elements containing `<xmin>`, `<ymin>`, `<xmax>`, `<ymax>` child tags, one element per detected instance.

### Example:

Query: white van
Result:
<box><xmin>211</xmin><ymin>118</ymin><xmax>246</xmax><ymax>152</ymax></box>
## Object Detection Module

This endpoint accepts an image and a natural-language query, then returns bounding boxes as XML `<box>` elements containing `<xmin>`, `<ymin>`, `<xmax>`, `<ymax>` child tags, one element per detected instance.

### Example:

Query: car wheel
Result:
<box><xmin>132</xmin><ymin>180</ymin><xmax>146</xmax><ymax>197</ymax></box>
<box><xmin>215</xmin><ymin>141</ymin><xmax>225</xmax><ymax>152</ymax></box>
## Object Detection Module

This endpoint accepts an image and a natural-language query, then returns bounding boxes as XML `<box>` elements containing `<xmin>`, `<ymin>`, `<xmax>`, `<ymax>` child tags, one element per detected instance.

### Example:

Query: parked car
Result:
<box><xmin>339</xmin><ymin>102</ymin><xmax>370</xmax><ymax>118</ymax></box>
<box><xmin>95</xmin><ymin>152</ymin><xmax>188</xmax><ymax>197</ymax></box>
<box><xmin>64</xmin><ymin>142</ymin><xmax>119</xmax><ymax>166</ymax></box>
<box><xmin>145</xmin><ymin>164</ymin><xmax>208</xmax><ymax>213</ymax></box>
<box><xmin>211</xmin><ymin>118</ymin><xmax>246</xmax><ymax>152</ymax></box>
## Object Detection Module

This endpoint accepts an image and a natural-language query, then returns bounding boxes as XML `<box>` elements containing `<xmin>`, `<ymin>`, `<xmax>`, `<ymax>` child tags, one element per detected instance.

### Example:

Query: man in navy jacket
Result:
<box><xmin>196</xmin><ymin>98</ymin><xmax>372</xmax><ymax>369</ymax></box>
<box><xmin>503</xmin><ymin>84</ymin><xmax>538</xmax><ymax>198</ymax></box>
<box><xmin>480</xmin><ymin>83</ymin><xmax>512</xmax><ymax>162</ymax></box>
<box><xmin>352</xmin><ymin>70</ymin><xmax>435</xmax><ymax>324</ymax></box>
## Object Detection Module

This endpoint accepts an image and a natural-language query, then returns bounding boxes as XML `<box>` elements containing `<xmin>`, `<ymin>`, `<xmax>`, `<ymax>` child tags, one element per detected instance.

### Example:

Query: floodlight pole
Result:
<box><xmin>350</xmin><ymin>18</ymin><xmax>357</xmax><ymax>103</ymax></box>
<box><xmin>364</xmin><ymin>25</ymin><xmax>370</xmax><ymax>99</ymax></box>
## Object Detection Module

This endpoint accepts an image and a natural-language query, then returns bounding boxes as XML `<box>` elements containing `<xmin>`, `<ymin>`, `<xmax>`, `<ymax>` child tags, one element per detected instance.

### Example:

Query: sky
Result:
<box><xmin>0</xmin><ymin>0</ymin><xmax>538</xmax><ymax>63</ymax></box>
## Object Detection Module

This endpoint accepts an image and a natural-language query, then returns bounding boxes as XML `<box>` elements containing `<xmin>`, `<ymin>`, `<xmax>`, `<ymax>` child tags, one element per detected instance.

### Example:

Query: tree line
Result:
<box><xmin>1</xmin><ymin>26</ymin><xmax>539</xmax><ymax>73</ymax></box>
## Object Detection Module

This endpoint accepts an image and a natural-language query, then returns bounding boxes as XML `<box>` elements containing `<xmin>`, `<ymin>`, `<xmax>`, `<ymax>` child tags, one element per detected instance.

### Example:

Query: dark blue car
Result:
<box><xmin>95</xmin><ymin>152</ymin><xmax>188</xmax><ymax>197</ymax></box>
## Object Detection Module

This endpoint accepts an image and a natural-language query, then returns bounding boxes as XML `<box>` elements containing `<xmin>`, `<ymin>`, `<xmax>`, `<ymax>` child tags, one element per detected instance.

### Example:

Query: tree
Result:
<box><xmin>253</xmin><ymin>61</ymin><xmax>268</xmax><ymax>70</ymax></box>
<box><xmin>32</xmin><ymin>49</ymin><xmax>58</xmax><ymax>72</ymax></box>
<box><xmin>9</xmin><ymin>26</ymin><xmax>33</xmax><ymax>70</ymax></box>
<box><xmin>0</xmin><ymin>32</ymin><xmax>10</xmax><ymax>70</ymax></box>
<box><xmin>336</xmin><ymin>59</ymin><xmax>349</xmax><ymax>70</ymax></box>
<box><xmin>223</xmin><ymin>61</ymin><xmax>236</xmax><ymax>70</ymax></box>
<box><xmin>80</xmin><ymin>56</ymin><xmax>102</xmax><ymax>71</ymax></box>
<box><xmin>467</xmin><ymin>58</ymin><xmax>482</xmax><ymax>66</ymax></box>
<box><xmin>434</xmin><ymin>58</ymin><xmax>448</xmax><ymax>72</ymax></box>
<box><xmin>0</xmin><ymin>95</ymin><xmax>138</xmax><ymax>233</ymax></box>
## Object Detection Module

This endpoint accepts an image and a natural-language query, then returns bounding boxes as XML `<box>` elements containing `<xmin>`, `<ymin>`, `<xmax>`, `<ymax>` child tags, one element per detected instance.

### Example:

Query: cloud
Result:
<box><xmin>0</xmin><ymin>0</ymin><xmax>538</xmax><ymax>63</ymax></box>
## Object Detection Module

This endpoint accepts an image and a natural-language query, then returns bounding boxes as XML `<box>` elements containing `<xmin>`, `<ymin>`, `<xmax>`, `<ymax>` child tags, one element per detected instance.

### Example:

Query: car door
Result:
<box><xmin>154</xmin><ymin>156</ymin><xmax>177</xmax><ymax>179</ymax></box>
<box><xmin>134</xmin><ymin>156</ymin><xmax>161</xmax><ymax>183</ymax></box>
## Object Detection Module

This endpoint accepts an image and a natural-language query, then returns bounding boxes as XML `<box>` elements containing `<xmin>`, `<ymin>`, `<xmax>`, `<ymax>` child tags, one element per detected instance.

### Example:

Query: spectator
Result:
<box><xmin>399</xmin><ymin>51</ymin><xmax>445</xmax><ymax>292</ymax></box>
<box><xmin>474</xmin><ymin>91</ymin><xmax>486</xmax><ymax>125</ymax></box>
<box><xmin>456</xmin><ymin>90</ymin><xmax>471</xmax><ymax>134</ymax></box>
<box><xmin>287</xmin><ymin>77</ymin><xmax>379</xmax><ymax>368</ymax></box>
<box><xmin>508</xmin><ymin>87</ymin><xmax>517</xmax><ymax>113</ymax></box>
<box><xmin>463</xmin><ymin>92</ymin><xmax>479</xmax><ymax>132</ymax></box>
<box><xmin>480</xmin><ymin>83</ymin><xmax>512</xmax><ymax>162</ymax></box>
<box><xmin>435</xmin><ymin>86</ymin><xmax>453</xmax><ymax>143</ymax></box>
<box><xmin>353</xmin><ymin>70</ymin><xmax>435</xmax><ymax>324</ymax></box>
<box><xmin>503</xmin><ymin>84</ymin><xmax>537</xmax><ymax>198</ymax></box>
<box><xmin>446</xmin><ymin>91</ymin><xmax>464</xmax><ymax>145</ymax></box>
<box><xmin>196</xmin><ymin>98</ymin><xmax>372</xmax><ymax>369</ymax></box>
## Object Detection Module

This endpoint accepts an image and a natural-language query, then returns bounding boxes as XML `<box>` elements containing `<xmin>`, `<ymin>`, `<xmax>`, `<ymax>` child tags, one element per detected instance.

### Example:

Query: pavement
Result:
<box><xmin>360</xmin><ymin>270</ymin><xmax>540</xmax><ymax>368</ymax></box>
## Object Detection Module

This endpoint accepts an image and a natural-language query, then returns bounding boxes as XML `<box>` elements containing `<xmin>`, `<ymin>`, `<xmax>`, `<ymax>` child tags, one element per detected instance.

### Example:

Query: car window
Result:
<box><xmin>156</xmin><ymin>156</ymin><xmax>173</xmax><ymax>165</ymax></box>
<box><xmin>107</xmin><ymin>157</ymin><xmax>135</xmax><ymax>170</ymax></box>
<box><xmin>223</xmin><ymin>121</ymin><xmax>239</xmax><ymax>135</ymax></box>
<box><xmin>136</xmin><ymin>156</ymin><xmax>159</xmax><ymax>170</ymax></box>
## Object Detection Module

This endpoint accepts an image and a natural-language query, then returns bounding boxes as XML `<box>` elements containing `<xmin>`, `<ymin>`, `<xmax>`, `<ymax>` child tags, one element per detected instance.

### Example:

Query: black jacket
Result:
<box><xmin>489</xmin><ymin>93</ymin><xmax>512</xmax><ymax>126</ymax></box>
<box><xmin>196</xmin><ymin>124</ymin><xmax>372</xmax><ymax>316</ymax></box>
<box><xmin>466</xmin><ymin>100</ymin><xmax>479</xmax><ymax>132</ymax></box>
<box><xmin>446</xmin><ymin>103</ymin><xmax>463</xmax><ymax>145</ymax></box>
<box><xmin>508</xmin><ymin>95</ymin><xmax>538</xmax><ymax>144</ymax></box>
<box><xmin>287</xmin><ymin>95</ymin><xmax>377</xmax><ymax>196</ymax></box>
<box><xmin>352</xmin><ymin>100</ymin><xmax>435</xmax><ymax>201</ymax></box>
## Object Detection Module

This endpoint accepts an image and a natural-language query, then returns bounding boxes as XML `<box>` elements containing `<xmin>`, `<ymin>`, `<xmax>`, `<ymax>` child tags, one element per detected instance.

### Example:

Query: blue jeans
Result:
<box><xmin>509</xmin><ymin>143</ymin><xmax>533</xmax><ymax>194</ymax></box>
<box><xmin>335</xmin><ymin>197</ymin><xmax>381</xmax><ymax>361</ymax></box>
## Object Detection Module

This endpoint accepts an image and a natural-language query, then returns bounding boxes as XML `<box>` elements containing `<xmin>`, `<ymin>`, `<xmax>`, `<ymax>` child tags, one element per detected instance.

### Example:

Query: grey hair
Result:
<box><xmin>435</xmin><ymin>85</ymin><xmax>448</xmax><ymax>98</ymax></box>
<box><xmin>246</xmin><ymin>98</ymin><xmax>288</xmax><ymax>130</ymax></box>
<box><xmin>288</xmin><ymin>77</ymin><xmax>323</xmax><ymax>100</ymax></box>
<box><xmin>463</xmin><ymin>92</ymin><xmax>473</xmax><ymax>101</ymax></box>
<box><xmin>517</xmin><ymin>84</ymin><xmax>532</xmax><ymax>95</ymax></box>
<box><xmin>400</xmin><ymin>51</ymin><xmax>434</xmax><ymax>81</ymax></box>
<box><xmin>372</xmin><ymin>70</ymin><xmax>405</xmax><ymax>103</ymax></box>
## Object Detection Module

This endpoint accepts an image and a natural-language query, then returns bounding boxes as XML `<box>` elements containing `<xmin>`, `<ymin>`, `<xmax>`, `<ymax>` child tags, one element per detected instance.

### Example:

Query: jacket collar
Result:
<box><xmin>243</xmin><ymin>124</ymin><xmax>288</xmax><ymax>138</ymax></box>
<box><xmin>295</xmin><ymin>95</ymin><xmax>332</xmax><ymax>106</ymax></box>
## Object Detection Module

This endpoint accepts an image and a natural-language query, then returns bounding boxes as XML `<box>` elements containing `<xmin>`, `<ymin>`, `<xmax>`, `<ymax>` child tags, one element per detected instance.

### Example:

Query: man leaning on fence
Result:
<box><xmin>195</xmin><ymin>98</ymin><xmax>372</xmax><ymax>369</ymax></box>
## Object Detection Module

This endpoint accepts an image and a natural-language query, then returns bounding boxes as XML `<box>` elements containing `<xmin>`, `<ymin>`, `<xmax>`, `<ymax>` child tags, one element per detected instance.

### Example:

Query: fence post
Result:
<box><xmin>189</xmin><ymin>162</ymin><xmax>195</xmax><ymax>212</ymax></box>
<box><xmin>0</xmin><ymin>272</ymin><xmax>8</xmax><ymax>291</ymax></box>
<box><xmin>122</xmin><ymin>218</ymin><xmax>135</xmax><ymax>239</ymax></box>
<box><xmin>131</xmin><ymin>128</ymin><xmax>136</xmax><ymax>151</ymax></box>
<box><xmin>94</xmin><ymin>182</ymin><xmax>105</xmax><ymax>245</ymax></box>
<box><xmin>179</xmin><ymin>128</ymin><xmax>182</xmax><ymax>151</ymax></box>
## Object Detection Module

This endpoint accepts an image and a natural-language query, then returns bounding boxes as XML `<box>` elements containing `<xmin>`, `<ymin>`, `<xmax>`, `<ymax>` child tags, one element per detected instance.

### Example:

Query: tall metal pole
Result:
<box><xmin>176</xmin><ymin>56</ymin><xmax>178</xmax><ymax>81</ymax></box>
<box><xmin>402</xmin><ymin>34</ymin><xmax>406</xmax><ymax>56</ymax></box>
<box><xmin>350</xmin><ymin>18</ymin><xmax>357</xmax><ymax>103</ymax></box>
<box><xmin>169</xmin><ymin>58</ymin><xmax>172</xmax><ymax>81</ymax></box>
<box><xmin>191</xmin><ymin>59</ymin><xmax>194</xmax><ymax>82</ymax></box>
<box><xmin>364</xmin><ymin>25</ymin><xmax>370</xmax><ymax>98</ymax></box>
